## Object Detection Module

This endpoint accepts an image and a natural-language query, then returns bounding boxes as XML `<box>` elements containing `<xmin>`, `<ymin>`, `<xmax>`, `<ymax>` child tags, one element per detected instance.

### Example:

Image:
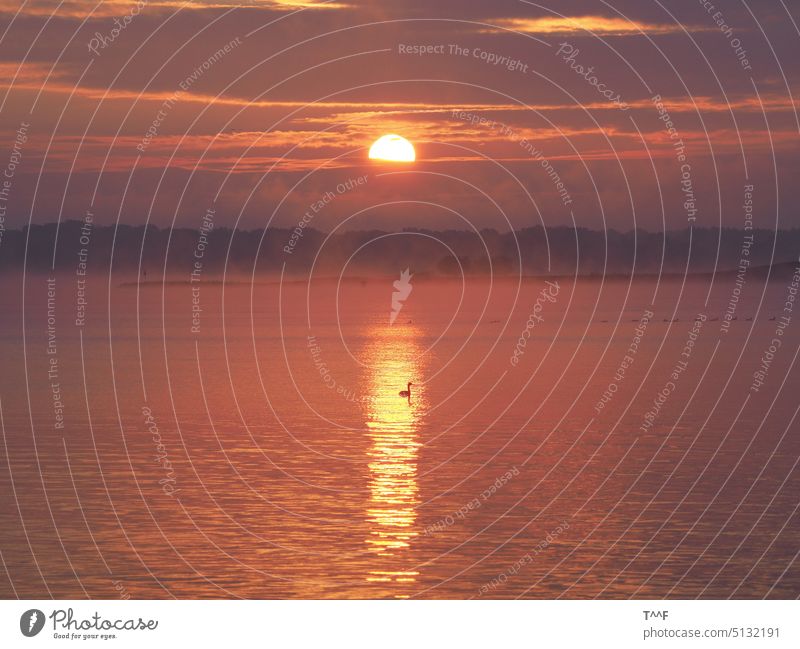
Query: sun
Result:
<box><xmin>369</xmin><ymin>134</ymin><xmax>415</xmax><ymax>162</ymax></box>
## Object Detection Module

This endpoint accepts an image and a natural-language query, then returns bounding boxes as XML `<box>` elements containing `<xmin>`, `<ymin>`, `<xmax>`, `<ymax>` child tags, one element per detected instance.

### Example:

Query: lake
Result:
<box><xmin>0</xmin><ymin>272</ymin><xmax>798</xmax><ymax>598</ymax></box>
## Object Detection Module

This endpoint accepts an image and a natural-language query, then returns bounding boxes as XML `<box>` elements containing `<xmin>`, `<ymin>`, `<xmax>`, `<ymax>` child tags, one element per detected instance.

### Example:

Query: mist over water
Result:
<box><xmin>5</xmin><ymin>222</ymin><xmax>800</xmax><ymax>279</ymax></box>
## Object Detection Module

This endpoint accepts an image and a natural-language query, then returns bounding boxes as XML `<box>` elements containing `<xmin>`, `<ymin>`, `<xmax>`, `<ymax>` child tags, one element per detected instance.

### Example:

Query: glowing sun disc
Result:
<box><xmin>369</xmin><ymin>134</ymin><xmax>415</xmax><ymax>162</ymax></box>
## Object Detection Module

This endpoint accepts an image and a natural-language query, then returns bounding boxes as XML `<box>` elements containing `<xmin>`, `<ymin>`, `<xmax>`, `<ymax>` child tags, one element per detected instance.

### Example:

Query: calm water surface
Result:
<box><xmin>0</xmin><ymin>273</ymin><xmax>798</xmax><ymax>598</ymax></box>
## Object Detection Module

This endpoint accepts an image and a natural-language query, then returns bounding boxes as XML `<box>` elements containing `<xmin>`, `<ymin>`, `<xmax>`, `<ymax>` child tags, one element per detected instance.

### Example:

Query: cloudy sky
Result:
<box><xmin>0</xmin><ymin>0</ymin><xmax>798</xmax><ymax>231</ymax></box>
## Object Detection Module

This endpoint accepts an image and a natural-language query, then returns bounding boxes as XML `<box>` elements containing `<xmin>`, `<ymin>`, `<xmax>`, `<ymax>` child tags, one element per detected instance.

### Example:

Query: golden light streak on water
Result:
<box><xmin>362</xmin><ymin>325</ymin><xmax>425</xmax><ymax>592</ymax></box>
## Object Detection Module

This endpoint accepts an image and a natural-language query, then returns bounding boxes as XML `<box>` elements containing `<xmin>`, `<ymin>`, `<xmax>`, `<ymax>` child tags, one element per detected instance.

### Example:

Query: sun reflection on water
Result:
<box><xmin>362</xmin><ymin>325</ymin><xmax>425</xmax><ymax>592</ymax></box>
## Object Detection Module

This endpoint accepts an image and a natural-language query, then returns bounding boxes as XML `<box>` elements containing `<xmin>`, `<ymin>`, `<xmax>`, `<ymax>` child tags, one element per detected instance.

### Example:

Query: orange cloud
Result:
<box><xmin>488</xmin><ymin>15</ymin><xmax>710</xmax><ymax>36</ymax></box>
<box><xmin>0</xmin><ymin>0</ymin><xmax>347</xmax><ymax>19</ymax></box>
<box><xmin>624</xmin><ymin>95</ymin><xmax>800</xmax><ymax>113</ymax></box>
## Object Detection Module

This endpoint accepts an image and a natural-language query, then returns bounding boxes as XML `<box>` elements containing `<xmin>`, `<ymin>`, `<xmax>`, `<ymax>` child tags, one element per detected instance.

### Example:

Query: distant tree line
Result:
<box><xmin>1</xmin><ymin>220</ymin><xmax>798</xmax><ymax>278</ymax></box>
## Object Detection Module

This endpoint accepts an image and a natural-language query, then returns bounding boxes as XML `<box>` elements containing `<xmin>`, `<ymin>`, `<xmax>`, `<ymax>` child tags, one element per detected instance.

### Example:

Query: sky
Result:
<box><xmin>0</xmin><ymin>0</ymin><xmax>798</xmax><ymax>232</ymax></box>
